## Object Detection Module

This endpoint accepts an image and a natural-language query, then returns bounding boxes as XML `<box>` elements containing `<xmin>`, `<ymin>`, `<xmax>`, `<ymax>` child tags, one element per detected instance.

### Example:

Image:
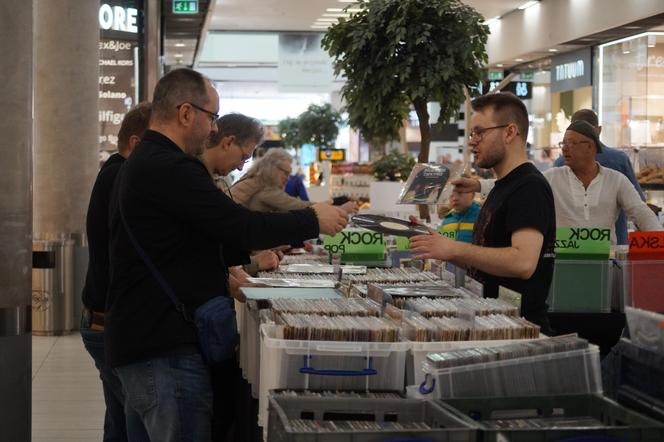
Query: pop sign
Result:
<box><xmin>554</xmin><ymin>227</ymin><xmax>610</xmax><ymax>260</ymax></box>
<box><xmin>322</xmin><ymin>228</ymin><xmax>386</xmax><ymax>256</ymax></box>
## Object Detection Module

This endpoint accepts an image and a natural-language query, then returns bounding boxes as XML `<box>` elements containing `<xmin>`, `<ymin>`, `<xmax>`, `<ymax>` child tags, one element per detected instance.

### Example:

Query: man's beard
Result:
<box><xmin>477</xmin><ymin>141</ymin><xmax>506</xmax><ymax>170</ymax></box>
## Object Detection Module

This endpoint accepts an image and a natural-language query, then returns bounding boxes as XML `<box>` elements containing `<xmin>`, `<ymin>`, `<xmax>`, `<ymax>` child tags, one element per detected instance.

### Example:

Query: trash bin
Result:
<box><xmin>32</xmin><ymin>238</ymin><xmax>75</xmax><ymax>335</ymax></box>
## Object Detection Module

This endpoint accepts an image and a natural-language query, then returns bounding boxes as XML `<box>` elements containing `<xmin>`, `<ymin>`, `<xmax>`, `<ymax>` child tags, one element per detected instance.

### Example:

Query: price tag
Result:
<box><xmin>322</xmin><ymin>228</ymin><xmax>386</xmax><ymax>256</ymax></box>
<box><xmin>628</xmin><ymin>231</ymin><xmax>664</xmax><ymax>259</ymax></box>
<box><xmin>554</xmin><ymin>227</ymin><xmax>610</xmax><ymax>260</ymax></box>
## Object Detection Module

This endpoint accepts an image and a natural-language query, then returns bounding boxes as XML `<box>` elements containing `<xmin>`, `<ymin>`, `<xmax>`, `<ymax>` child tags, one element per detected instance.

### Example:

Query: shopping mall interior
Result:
<box><xmin>2</xmin><ymin>0</ymin><xmax>664</xmax><ymax>441</ymax></box>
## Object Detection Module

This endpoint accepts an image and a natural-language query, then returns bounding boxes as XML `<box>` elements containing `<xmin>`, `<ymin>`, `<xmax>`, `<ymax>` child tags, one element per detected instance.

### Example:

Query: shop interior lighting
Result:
<box><xmin>326</xmin><ymin>8</ymin><xmax>343</xmax><ymax>12</ymax></box>
<box><xmin>548</xmin><ymin>48</ymin><xmax>559</xmax><ymax>52</ymax></box>
<box><xmin>518</xmin><ymin>1</ymin><xmax>540</xmax><ymax>10</ymax></box>
<box><xmin>175</xmin><ymin>42</ymin><xmax>186</xmax><ymax>47</ymax></box>
<box><xmin>316</xmin><ymin>18</ymin><xmax>338</xmax><ymax>22</ymax></box>
<box><xmin>648</xmin><ymin>35</ymin><xmax>657</xmax><ymax>48</ymax></box>
<box><xmin>515</xmin><ymin>58</ymin><xmax>524</xmax><ymax>62</ymax></box>
<box><xmin>496</xmin><ymin>64</ymin><xmax>504</xmax><ymax>67</ymax></box>
<box><xmin>323</xmin><ymin>13</ymin><xmax>349</xmax><ymax>17</ymax></box>
<box><xmin>175</xmin><ymin>53</ymin><xmax>183</xmax><ymax>58</ymax></box>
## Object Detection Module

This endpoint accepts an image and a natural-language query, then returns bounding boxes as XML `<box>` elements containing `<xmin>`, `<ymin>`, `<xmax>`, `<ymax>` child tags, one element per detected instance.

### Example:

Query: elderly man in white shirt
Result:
<box><xmin>456</xmin><ymin>120</ymin><xmax>661</xmax><ymax>243</ymax></box>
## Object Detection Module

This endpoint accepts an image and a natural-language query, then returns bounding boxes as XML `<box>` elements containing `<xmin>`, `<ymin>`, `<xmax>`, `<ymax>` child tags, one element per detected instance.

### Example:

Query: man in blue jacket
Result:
<box><xmin>554</xmin><ymin>109</ymin><xmax>644</xmax><ymax>244</ymax></box>
<box><xmin>439</xmin><ymin>189</ymin><xmax>481</xmax><ymax>243</ymax></box>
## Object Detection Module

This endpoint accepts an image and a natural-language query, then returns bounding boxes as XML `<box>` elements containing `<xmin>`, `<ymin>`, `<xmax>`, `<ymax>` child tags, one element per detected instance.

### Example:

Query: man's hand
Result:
<box><xmin>254</xmin><ymin>250</ymin><xmax>280</xmax><ymax>271</ymax></box>
<box><xmin>452</xmin><ymin>177</ymin><xmax>481</xmax><ymax>194</ymax></box>
<box><xmin>340</xmin><ymin>201</ymin><xmax>359</xmax><ymax>215</ymax></box>
<box><xmin>410</xmin><ymin>232</ymin><xmax>459</xmax><ymax>261</ymax></box>
<box><xmin>312</xmin><ymin>202</ymin><xmax>348</xmax><ymax>235</ymax></box>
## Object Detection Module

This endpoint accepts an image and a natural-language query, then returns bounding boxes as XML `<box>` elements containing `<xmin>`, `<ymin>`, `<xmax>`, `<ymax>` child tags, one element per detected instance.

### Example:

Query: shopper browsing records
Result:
<box><xmin>81</xmin><ymin>103</ymin><xmax>152</xmax><ymax>442</ymax></box>
<box><xmin>106</xmin><ymin>68</ymin><xmax>348</xmax><ymax>442</ymax></box>
<box><xmin>439</xmin><ymin>189</ymin><xmax>481</xmax><ymax>243</ymax></box>
<box><xmin>232</xmin><ymin>148</ymin><xmax>358</xmax><ymax>214</ymax></box>
<box><xmin>410</xmin><ymin>93</ymin><xmax>556</xmax><ymax>334</ymax></box>
<box><xmin>553</xmin><ymin>109</ymin><xmax>646</xmax><ymax>245</ymax></box>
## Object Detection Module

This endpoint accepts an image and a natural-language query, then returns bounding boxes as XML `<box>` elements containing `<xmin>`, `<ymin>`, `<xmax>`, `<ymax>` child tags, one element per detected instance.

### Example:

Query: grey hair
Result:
<box><xmin>242</xmin><ymin>148</ymin><xmax>292</xmax><ymax>187</ymax></box>
<box><xmin>151</xmin><ymin>68</ymin><xmax>212</xmax><ymax>122</ymax></box>
<box><xmin>206</xmin><ymin>113</ymin><xmax>264</xmax><ymax>149</ymax></box>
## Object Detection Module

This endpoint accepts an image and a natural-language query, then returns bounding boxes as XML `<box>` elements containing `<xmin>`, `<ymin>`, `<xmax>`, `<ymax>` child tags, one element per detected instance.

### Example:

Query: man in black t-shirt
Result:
<box><xmin>411</xmin><ymin>93</ymin><xmax>555</xmax><ymax>333</ymax></box>
<box><xmin>81</xmin><ymin>102</ymin><xmax>152</xmax><ymax>442</ymax></box>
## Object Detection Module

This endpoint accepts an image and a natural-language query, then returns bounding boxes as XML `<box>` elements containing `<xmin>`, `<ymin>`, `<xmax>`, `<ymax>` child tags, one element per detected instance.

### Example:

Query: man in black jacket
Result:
<box><xmin>106</xmin><ymin>68</ymin><xmax>347</xmax><ymax>442</ymax></box>
<box><xmin>81</xmin><ymin>102</ymin><xmax>151</xmax><ymax>442</ymax></box>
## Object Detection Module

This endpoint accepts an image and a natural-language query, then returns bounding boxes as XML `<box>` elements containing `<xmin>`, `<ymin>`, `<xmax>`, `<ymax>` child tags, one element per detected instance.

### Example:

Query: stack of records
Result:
<box><xmin>276</xmin><ymin>313</ymin><xmax>400</xmax><ymax>342</ymax></box>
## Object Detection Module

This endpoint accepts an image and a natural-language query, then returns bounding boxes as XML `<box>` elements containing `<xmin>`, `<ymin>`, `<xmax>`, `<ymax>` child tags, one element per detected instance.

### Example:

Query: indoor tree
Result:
<box><xmin>322</xmin><ymin>0</ymin><xmax>489</xmax><ymax>167</ymax></box>
<box><xmin>297</xmin><ymin>103</ymin><xmax>343</xmax><ymax>149</ymax></box>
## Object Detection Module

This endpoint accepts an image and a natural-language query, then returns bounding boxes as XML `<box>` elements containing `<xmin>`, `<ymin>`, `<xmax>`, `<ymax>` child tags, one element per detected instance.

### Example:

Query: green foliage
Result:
<box><xmin>277</xmin><ymin>103</ymin><xmax>343</xmax><ymax>149</ymax></box>
<box><xmin>371</xmin><ymin>150</ymin><xmax>416</xmax><ymax>182</ymax></box>
<box><xmin>298</xmin><ymin>103</ymin><xmax>343</xmax><ymax>148</ymax></box>
<box><xmin>321</xmin><ymin>0</ymin><xmax>489</xmax><ymax>144</ymax></box>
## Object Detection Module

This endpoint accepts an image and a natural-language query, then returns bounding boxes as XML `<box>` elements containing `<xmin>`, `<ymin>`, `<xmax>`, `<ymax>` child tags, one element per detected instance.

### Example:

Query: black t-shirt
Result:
<box><xmin>471</xmin><ymin>162</ymin><xmax>556</xmax><ymax>329</ymax></box>
<box><xmin>81</xmin><ymin>153</ymin><xmax>125</xmax><ymax>312</ymax></box>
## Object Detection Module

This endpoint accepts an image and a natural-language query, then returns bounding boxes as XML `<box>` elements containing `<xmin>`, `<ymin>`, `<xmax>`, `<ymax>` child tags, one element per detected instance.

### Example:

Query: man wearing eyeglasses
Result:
<box><xmin>106</xmin><ymin>68</ymin><xmax>348</xmax><ymax>442</ymax></box>
<box><xmin>410</xmin><ymin>93</ymin><xmax>556</xmax><ymax>334</ymax></box>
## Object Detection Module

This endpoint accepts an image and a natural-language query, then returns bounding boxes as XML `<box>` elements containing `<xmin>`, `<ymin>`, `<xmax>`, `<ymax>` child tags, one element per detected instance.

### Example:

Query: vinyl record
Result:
<box><xmin>351</xmin><ymin>214</ymin><xmax>430</xmax><ymax>238</ymax></box>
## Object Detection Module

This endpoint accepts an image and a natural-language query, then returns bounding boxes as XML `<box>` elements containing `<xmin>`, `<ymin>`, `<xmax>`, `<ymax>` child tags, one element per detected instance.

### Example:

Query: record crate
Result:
<box><xmin>603</xmin><ymin>338</ymin><xmax>664</xmax><ymax>423</ymax></box>
<box><xmin>438</xmin><ymin>394</ymin><xmax>664</xmax><ymax>442</ymax></box>
<box><xmin>267</xmin><ymin>393</ymin><xmax>478</xmax><ymax>442</ymax></box>
<box><xmin>417</xmin><ymin>345</ymin><xmax>602</xmax><ymax>400</ymax></box>
<box><xmin>258</xmin><ymin>324</ymin><xmax>410</xmax><ymax>428</ymax></box>
<box><xmin>547</xmin><ymin>259</ymin><xmax>613</xmax><ymax>312</ymax></box>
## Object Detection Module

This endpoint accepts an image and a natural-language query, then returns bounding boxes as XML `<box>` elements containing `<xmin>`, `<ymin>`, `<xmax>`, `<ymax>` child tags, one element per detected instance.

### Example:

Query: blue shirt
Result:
<box><xmin>440</xmin><ymin>201</ymin><xmax>481</xmax><ymax>243</ymax></box>
<box><xmin>284</xmin><ymin>174</ymin><xmax>309</xmax><ymax>201</ymax></box>
<box><xmin>554</xmin><ymin>143</ymin><xmax>644</xmax><ymax>245</ymax></box>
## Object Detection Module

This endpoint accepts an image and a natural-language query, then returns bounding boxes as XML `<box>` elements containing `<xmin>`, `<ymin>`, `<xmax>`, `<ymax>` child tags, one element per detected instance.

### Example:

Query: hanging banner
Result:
<box><xmin>278</xmin><ymin>33</ymin><xmax>333</xmax><ymax>93</ymax></box>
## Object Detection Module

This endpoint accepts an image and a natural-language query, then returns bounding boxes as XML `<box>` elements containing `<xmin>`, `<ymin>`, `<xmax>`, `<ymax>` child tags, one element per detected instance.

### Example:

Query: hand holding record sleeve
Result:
<box><xmin>350</xmin><ymin>214</ymin><xmax>430</xmax><ymax>238</ymax></box>
<box><xmin>408</xmin><ymin>215</ymin><xmax>460</xmax><ymax>261</ymax></box>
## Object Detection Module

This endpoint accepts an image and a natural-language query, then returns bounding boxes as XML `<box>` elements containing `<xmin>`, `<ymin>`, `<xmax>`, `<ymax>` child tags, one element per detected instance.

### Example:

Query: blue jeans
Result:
<box><xmin>80</xmin><ymin>316</ymin><xmax>148</xmax><ymax>442</ymax></box>
<box><xmin>115</xmin><ymin>352</ymin><xmax>213</xmax><ymax>442</ymax></box>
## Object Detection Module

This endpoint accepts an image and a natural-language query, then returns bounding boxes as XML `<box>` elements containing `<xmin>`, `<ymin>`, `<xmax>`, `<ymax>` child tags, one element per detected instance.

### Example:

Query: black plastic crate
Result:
<box><xmin>267</xmin><ymin>394</ymin><xmax>478</xmax><ymax>441</ymax></box>
<box><xmin>603</xmin><ymin>338</ymin><xmax>664</xmax><ymax>422</ymax></box>
<box><xmin>438</xmin><ymin>394</ymin><xmax>664</xmax><ymax>442</ymax></box>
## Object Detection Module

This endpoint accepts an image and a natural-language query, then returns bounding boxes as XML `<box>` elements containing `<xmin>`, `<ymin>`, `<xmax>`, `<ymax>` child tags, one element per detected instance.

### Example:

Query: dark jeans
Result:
<box><xmin>80</xmin><ymin>315</ymin><xmax>148</xmax><ymax>442</ymax></box>
<box><xmin>115</xmin><ymin>352</ymin><xmax>213</xmax><ymax>442</ymax></box>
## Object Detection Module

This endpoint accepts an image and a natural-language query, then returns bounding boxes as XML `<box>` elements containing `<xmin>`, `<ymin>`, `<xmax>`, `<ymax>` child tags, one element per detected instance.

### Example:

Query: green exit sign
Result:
<box><xmin>488</xmin><ymin>70</ymin><xmax>504</xmax><ymax>81</ymax></box>
<box><xmin>173</xmin><ymin>0</ymin><xmax>198</xmax><ymax>14</ymax></box>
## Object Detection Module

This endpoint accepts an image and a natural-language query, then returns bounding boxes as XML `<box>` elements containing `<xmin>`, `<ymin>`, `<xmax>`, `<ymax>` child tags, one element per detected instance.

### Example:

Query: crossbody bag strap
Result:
<box><xmin>118</xmin><ymin>188</ymin><xmax>191</xmax><ymax>322</ymax></box>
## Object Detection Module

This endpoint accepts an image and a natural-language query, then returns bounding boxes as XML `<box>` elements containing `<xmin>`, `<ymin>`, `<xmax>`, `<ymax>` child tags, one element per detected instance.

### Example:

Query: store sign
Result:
<box><xmin>628</xmin><ymin>231</ymin><xmax>664</xmax><ymax>256</ymax></box>
<box><xmin>483</xmin><ymin>81</ymin><xmax>532</xmax><ymax>99</ymax></box>
<box><xmin>319</xmin><ymin>149</ymin><xmax>345</xmax><ymax>162</ymax></box>
<box><xmin>173</xmin><ymin>0</ymin><xmax>198</xmax><ymax>14</ymax></box>
<box><xmin>99</xmin><ymin>4</ymin><xmax>138</xmax><ymax>33</ymax></box>
<box><xmin>278</xmin><ymin>33</ymin><xmax>333</xmax><ymax>93</ymax></box>
<box><xmin>551</xmin><ymin>48</ymin><xmax>592</xmax><ymax>93</ymax></box>
<box><xmin>554</xmin><ymin>227</ymin><xmax>610</xmax><ymax>259</ymax></box>
<box><xmin>488</xmin><ymin>70</ymin><xmax>504</xmax><ymax>81</ymax></box>
<box><xmin>322</xmin><ymin>228</ymin><xmax>386</xmax><ymax>255</ymax></box>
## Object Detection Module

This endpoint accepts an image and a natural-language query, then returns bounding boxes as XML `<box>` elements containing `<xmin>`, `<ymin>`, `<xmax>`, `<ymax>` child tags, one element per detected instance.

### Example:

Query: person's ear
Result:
<box><xmin>178</xmin><ymin>103</ymin><xmax>193</xmax><ymax>127</ymax></box>
<box><xmin>127</xmin><ymin>134</ymin><xmax>141</xmax><ymax>153</ymax></box>
<box><xmin>221</xmin><ymin>135</ymin><xmax>235</xmax><ymax>150</ymax></box>
<box><xmin>597</xmin><ymin>125</ymin><xmax>602</xmax><ymax>136</ymax></box>
<box><xmin>505</xmin><ymin>123</ymin><xmax>519</xmax><ymax>143</ymax></box>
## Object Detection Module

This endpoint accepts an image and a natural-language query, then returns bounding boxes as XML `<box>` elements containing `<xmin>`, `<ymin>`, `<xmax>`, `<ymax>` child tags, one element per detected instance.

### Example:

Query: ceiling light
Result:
<box><xmin>316</xmin><ymin>18</ymin><xmax>338</xmax><ymax>22</ymax></box>
<box><xmin>515</xmin><ymin>58</ymin><xmax>524</xmax><ymax>62</ymax></box>
<box><xmin>518</xmin><ymin>1</ymin><xmax>539</xmax><ymax>10</ymax></box>
<box><xmin>623</xmin><ymin>26</ymin><xmax>642</xmax><ymax>30</ymax></box>
<box><xmin>548</xmin><ymin>48</ymin><xmax>559</xmax><ymax>52</ymax></box>
<box><xmin>311</xmin><ymin>25</ymin><xmax>330</xmax><ymax>29</ymax></box>
<box><xmin>323</xmin><ymin>13</ymin><xmax>348</xmax><ymax>17</ymax></box>
<box><xmin>326</xmin><ymin>8</ymin><xmax>343</xmax><ymax>12</ymax></box>
<box><xmin>338</xmin><ymin>0</ymin><xmax>356</xmax><ymax>2</ymax></box>
<box><xmin>496</xmin><ymin>64</ymin><xmax>504</xmax><ymax>67</ymax></box>
<box><xmin>175</xmin><ymin>42</ymin><xmax>186</xmax><ymax>47</ymax></box>
<box><xmin>347</xmin><ymin>8</ymin><xmax>362</xmax><ymax>12</ymax></box>
<box><xmin>483</xmin><ymin>16</ymin><xmax>500</xmax><ymax>26</ymax></box>
<box><xmin>175</xmin><ymin>53</ymin><xmax>183</xmax><ymax>58</ymax></box>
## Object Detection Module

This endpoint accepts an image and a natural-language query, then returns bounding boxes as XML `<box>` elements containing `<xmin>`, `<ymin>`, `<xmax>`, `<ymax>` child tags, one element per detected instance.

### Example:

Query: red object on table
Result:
<box><xmin>627</xmin><ymin>232</ymin><xmax>664</xmax><ymax>312</ymax></box>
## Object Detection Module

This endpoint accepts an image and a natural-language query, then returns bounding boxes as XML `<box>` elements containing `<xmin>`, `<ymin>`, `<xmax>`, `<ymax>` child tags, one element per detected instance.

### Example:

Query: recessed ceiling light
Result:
<box><xmin>515</xmin><ymin>58</ymin><xmax>524</xmax><ymax>62</ymax></box>
<box><xmin>175</xmin><ymin>53</ymin><xmax>183</xmax><ymax>58</ymax></box>
<box><xmin>623</xmin><ymin>26</ymin><xmax>642</xmax><ymax>30</ymax></box>
<box><xmin>518</xmin><ymin>1</ymin><xmax>539</xmax><ymax>10</ymax></box>
<box><xmin>326</xmin><ymin>8</ymin><xmax>343</xmax><ymax>12</ymax></box>
<box><xmin>316</xmin><ymin>18</ymin><xmax>338</xmax><ymax>22</ymax></box>
<box><xmin>496</xmin><ymin>64</ymin><xmax>504</xmax><ymax>67</ymax></box>
<box><xmin>548</xmin><ymin>48</ymin><xmax>559</xmax><ymax>52</ymax></box>
<box><xmin>175</xmin><ymin>42</ymin><xmax>186</xmax><ymax>47</ymax></box>
<box><xmin>347</xmin><ymin>8</ymin><xmax>362</xmax><ymax>12</ymax></box>
<box><xmin>323</xmin><ymin>13</ymin><xmax>348</xmax><ymax>17</ymax></box>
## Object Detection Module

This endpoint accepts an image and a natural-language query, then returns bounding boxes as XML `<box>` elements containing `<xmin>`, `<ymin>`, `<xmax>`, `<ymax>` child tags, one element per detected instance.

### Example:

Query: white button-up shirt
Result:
<box><xmin>479</xmin><ymin>164</ymin><xmax>662</xmax><ymax>243</ymax></box>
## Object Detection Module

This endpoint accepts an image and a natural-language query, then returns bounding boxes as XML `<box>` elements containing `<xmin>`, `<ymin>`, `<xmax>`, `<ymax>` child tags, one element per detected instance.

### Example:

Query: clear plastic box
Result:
<box><xmin>407</xmin><ymin>337</ymin><xmax>544</xmax><ymax>386</ymax></box>
<box><xmin>258</xmin><ymin>324</ymin><xmax>410</xmax><ymax>428</ymax></box>
<box><xmin>418</xmin><ymin>345</ymin><xmax>602</xmax><ymax>400</ymax></box>
<box><xmin>625</xmin><ymin>307</ymin><xmax>664</xmax><ymax>353</ymax></box>
<box><xmin>267</xmin><ymin>394</ymin><xmax>478</xmax><ymax>442</ymax></box>
<box><xmin>622</xmin><ymin>260</ymin><xmax>664</xmax><ymax>313</ymax></box>
<box><xmin>547</xmin><ymin>260</ymin><xmax>612</xmax><ymax>312</ymax></box>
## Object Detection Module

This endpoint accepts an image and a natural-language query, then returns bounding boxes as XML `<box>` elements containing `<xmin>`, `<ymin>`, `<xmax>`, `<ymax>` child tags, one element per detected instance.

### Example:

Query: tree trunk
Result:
<box><xmin>413</xmin><ymin>97</ymin><xmax>431</xmax><ymax>221</ymax></box>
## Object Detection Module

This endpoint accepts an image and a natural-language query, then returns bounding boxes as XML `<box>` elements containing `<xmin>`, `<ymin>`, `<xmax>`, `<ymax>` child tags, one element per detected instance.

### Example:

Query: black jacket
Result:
<box><xmin>106</xmin><ymin>130</ymin><xmax>319</xmax><ymax>367</ymax></box>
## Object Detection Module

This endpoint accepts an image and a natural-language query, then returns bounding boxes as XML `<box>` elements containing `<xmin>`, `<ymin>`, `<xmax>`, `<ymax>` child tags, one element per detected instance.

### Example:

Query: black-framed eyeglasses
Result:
<box><xmin>468</xmin><ymin>124</ymin><xmax>510</xmax><ymax>142</ymax></box>
<box><xmin>558</xmin><ymin>140</ymin><xmax>590</xmax><ymax>149</ymax></box>
<box><xmin>177</xmin><ymin>102</ymin><xmax>220</xmax><ymax>124</ymax></box>
<box><xmin>234</xmin><ymin>144</ymin><xmax>252</xmax><ymax>163</ymax></box>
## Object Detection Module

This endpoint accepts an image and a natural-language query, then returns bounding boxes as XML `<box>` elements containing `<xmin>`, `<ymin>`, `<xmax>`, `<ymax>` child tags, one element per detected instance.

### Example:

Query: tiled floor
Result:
<box><xmin>32</xmin><ymin>333</ymin><xmax>105</xmax><ymax>441</ymax></box>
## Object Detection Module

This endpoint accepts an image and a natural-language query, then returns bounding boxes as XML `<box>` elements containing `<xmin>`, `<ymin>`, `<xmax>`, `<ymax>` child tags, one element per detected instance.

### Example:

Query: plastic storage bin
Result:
<box><xmin>603</xmin><ymin>338</ymin><xmax>664</xmax><ymax>422</ymax></box>
<box><xmin>625</xmin><ymin>307</ymin><xmax>664</xmax><ymax>353</ymax></box>
<box><xmin>622</xmin><ymin>260</ymin><xmax>664</xmax><ymax>313</ymax></box>
<box><xmin>418</xmin><ymin>345</ymin><xmax>602</xmax><ymax>400</ymax></box>
<box><xmin>407</xmin><ymin>337</ymin><xmax>543</xmax><ymax>386</ymax></box>
<box><xmin>547</xmin><ymin>259</ymin><xmax>612</xmax><ymax>312</ymax></box>
<box><xmin>258</xmin><ymin>324</ymin><xmax>410</xmax><ymax>428</ymax></box>
<box><xmin>438</xmin><ymin>394</ymin><xmax>664</xmax><ymax>442</ymax></box>
<box><xmin>267</xmin><ymin>394</ymin><xmax>478</xmax><ymax>442</ymax></box>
